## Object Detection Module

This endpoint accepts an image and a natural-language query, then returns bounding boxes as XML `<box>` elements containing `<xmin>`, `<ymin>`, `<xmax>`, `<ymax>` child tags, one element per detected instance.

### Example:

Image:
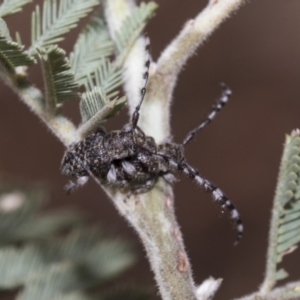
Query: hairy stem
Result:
<box><xmin>235</xmin><ymin>280</ymin><xmax>300</xmax><ymax>300</ymax></box>
<box><xmin>104</xmin><ymin>0</ymin><xmax>198</xmax><ymax>299</ymax></box>
<box><xmin>104</xmin><ymin>0</ymin><xmax>246</xmax><ymax>299</ymax></box>
<box><xmin>107</xmin><ymin>181</ymin><xmax>197</xmax><ymax>300</ymax></box>
<box><xmin>0</xmin><ymin>69</ymin><xmax>79</xmax><ymax>146</ymax></box>
<box><xmin>145</xmin><ymin>0</ymin><xmax>245</xmax><ymax>143</ymax></box>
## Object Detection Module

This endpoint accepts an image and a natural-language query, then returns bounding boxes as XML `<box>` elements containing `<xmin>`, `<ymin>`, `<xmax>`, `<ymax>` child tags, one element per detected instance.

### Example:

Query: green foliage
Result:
<box><xmin>38</xmin><ymin>45</ymin><xmax>79</xmax><ymax>114</ymax></box>
<box><xmin>0</xmin><ymin>182</ymin><xmax>140</xmax><ymax>299</ymax></box>
<box><xmin>0</xmin><ymin>0</ymin><xmax>32</xmax><ymax>18</ymax></box>
<box><xmin>29</xmin><ymin>0</ymin><xmax>99</xmax><ymax>55</ymax></box>
<box><xmin>18</xmin><ymin>0</ymin><xmax>157</xmax><ymax>134</ymax></box>
<box><xmin>70</xmin><ymin>1</ymin><xmax>157</xmax><ymax>96</ymax></box>
<box><xmin>0</xmin><ymin>231</ymin><xmax>135</xmax><ymax>297</ymax></box>
<box><xmin>68</xmin><ymin>1</ymin><xmax>157</xmax><ymax>133</ymax></box>
<box><xmin>0</xmin><ymin>17</ymin><xmax>11</xmax><ymax>39</ymax></box>
<box><xmin>84</xmin><ymin>59</ymin><xmax>123</xmax><ymax>97</ymax></box>
<box><xmin>114</xmin><ymin>2</ymin><xmax>157</xmax><ymax>66</ymax></box>
<box><xmin>0</xmin><ymin>28</ymin><xmax>35</xmax><ymax>76</ymax></box>
<box><xmin>78</xmin><ymin>56</ymin><xmax>125</xmax><ymax>130</ymax></box>
<box><xmin>79</xmin><ymin>86</ymin><xmax>126</xmax><ymax>123</ymax></box>
<box><xmin>0</xmin><ymin>0</ymin><xmax>157</xmax><ymax>133</ymax></box>
<box><xmin>265</xmin><ymin>130</ymin><xmax>300</xmax><ymax>288</ymax></box>
<box><xmin>72</xmin><ymin>1</ymin><xmax>157</xmax><ymax>129</ymax></box>
<box><xmin>0</xmin><ymin>186</ymin><xmax>80</xmax><ymax>245</ymax></box>
<box><xmin>70</xmin><ymin>14</ymin><xmax>114</xmax><ymax>86</ymax></box>
<box><xmin>79</xmin><ymin>86</ymin><xmax>126</xmax><ymax>136</ymax></box>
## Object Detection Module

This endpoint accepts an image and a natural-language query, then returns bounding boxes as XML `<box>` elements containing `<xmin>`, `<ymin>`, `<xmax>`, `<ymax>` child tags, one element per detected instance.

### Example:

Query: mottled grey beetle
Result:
<box><xmin>61</xmin><ymin>59</ymin><xmax>243</xmax><ymax>243</ymax></box>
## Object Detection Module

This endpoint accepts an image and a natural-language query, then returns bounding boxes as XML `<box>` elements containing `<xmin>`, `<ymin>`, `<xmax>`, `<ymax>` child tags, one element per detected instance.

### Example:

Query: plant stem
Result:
<box><xmin>104</xmin><ymin>0</ymin><xmax>198</xmax><ymax>298</ymax></box>
<box><xmin>104</xmin><ymin>0</ymin><xmax>246</xmax><ymax>299</ymax></box>
<box><xmin>144</xmin><ymin>0</ymin><xmax>246</xmax><ymax>142</ymax></box>
<box><xmin>107</xmin><ymin>181</ymin><xmax>197</xmax><ymax>300</ymax></box>
<box><xmin>0</xmin><ymin>69</ymin><xmax>79</xmax><ymax>146</ymax></box>
<box><xmin>236</xmin><ymin>280</ymin><xmax>300</xmax><ymax>300</ymax></box>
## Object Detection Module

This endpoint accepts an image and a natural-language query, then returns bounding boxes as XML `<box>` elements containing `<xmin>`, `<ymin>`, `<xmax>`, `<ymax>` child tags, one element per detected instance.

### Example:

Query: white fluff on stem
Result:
<box><xmin>196</xmin><ymin>277</ymin><xmax>222</xmax><ymax>300</ymax></box>
<box><xmin>104</xmin><ymin>0</ymin><xmax>149</xmax><ymax>116</ymax></box>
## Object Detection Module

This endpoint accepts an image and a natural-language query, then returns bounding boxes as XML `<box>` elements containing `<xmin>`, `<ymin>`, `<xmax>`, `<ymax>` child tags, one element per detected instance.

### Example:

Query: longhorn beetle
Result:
<box><xmin>61</xmin><ymin>53</ymin><xmax>243</xmax><ymax>244</ymax></box>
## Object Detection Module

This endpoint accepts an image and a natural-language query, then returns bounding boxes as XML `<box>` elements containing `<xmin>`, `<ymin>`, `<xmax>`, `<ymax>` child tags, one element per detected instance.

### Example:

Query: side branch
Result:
<box><xmin>235</xmin><ymin>280</ymin><xmax>300</xmax><ymax>300</ymax></box>
<box><xmin>0</xmin><ymin>69</ymin><xmax>79</xmax><ymax>146</ymax></box>
<box><xmin>157</xmin><ymin>0</ymin><xmax>245</xmax><ymax>78</ymax></box>
<box><xmin>144</xmin><ymin>0</ymin><xmax>245</xmax><ymax>142</ymax></box>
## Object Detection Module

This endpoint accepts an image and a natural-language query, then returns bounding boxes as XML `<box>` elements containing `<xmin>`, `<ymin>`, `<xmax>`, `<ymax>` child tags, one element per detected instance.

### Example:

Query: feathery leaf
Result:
<box><xmin>57</xmin><ymin>229</ymin><xmax>136</xmax><ymax>281</ymax></box>
<box><xmin>0</xmin><ymin>229</ymin><xmax>135</xmax><ymax>291</ymax></box>
<box><xmin>70</xmin><ymin>14</ymin><xmax>114</xmax><ymax>85</ymax></box>
<box><xmin>19</xmin><ymin>263</ymin><xmax>90</xmax><ymax>300</ymax></box>
<box><xmin>84</xmin><ymin>59</ymin><xmax>123</xmax><ymax>97</ymax></box>
<box><xmin>262</xmin><ymin>130</ymin><xmax>300</xmax><ymax>291</ymax></box>
<box><xmin>0</xmin><ymin>17</ymin><xmax>10</xmax><ymax>39</ymax></box>
<box><xmin>0</xmin><ymin>189</ymin><xmax>44</xmax><ymax>245</ymax></box>
<box><xmin>0</xmin><ymin>245</ymin><xmax>47</xmax><ymax>288</ymax></box>
<box><xmin>0</xmin><ymin>181</ymin><xmax>138</xmax><ymax>299</ymax></box>
<box><xmin>0</xmin><ymin>187</ymin><xmax>80</xmax><ymax>245</ymax></box>
<box><xmin>79</xmin><ymin>86</ymin><xmax>126</xmax><ymax>136</ymax></box>
<box><xmin>114</xmin><ymin>2</ymin><xmax>157</xmax><ymax>66</ymax></box>
<box><xmin>14</xmin><ymin>210</ymin><xmax>82</xmax><ymax>240</ymax></box>
<box><xmin>0</xmin><ymin>35</ymin><xmax>35</xmax><ymax>76</ymax></box>
<box><xmin>38</xmin><ymin>45</ymin><xmax>79</xmax><ymax>114</ymax></box>
<box><xmin>29</xmin><ymin>0</ymin><xmax>99</xmax><ymax>55</ymax></box>
<box><xmin>0</xmin><ymin>0</ymin><xmax>32</xmax><ymax>18</ymax></box>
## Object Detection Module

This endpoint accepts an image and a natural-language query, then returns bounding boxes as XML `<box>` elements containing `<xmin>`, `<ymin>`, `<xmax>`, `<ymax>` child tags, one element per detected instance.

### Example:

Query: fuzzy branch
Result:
<box><xmin>104</xmin><ymin>0</ymin><xmax>198</xmax><ymax>299</ymax></box>
<box><xmin>104</xmin><ymin>0</ymin><xmax>245</xmax><ymax>300</ymax></box>
<box><xmin>235</xmin><ymin>280</ymin><xmax>300</xmax><ymax>300</ymax></box>
<box><xmin>144</xmin><ymin>0</ymin><xmax>245</xmax><ymax>143</ymax></box>
<box><xmin>0</xmin><ymin>68</ymin><xmax>79</xmax><ymax>146</ymax></box>
<box><xmin>106</xmin><ymin>181</ymin><xmax>197</xmax><ymax>300</ymax></box>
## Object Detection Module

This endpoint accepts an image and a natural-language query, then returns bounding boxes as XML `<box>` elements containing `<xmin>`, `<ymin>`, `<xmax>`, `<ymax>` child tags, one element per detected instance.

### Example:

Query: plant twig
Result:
<box><xmin>144</xmin><ymin>0</ymin><xmax>245</xmax><ymax>142</ymax></box>
<box><xmin>235</xmin><ymin>280</ymin><xmax>300</xmax><ymax>300</ymax></box>
<box><xmin>104</xmin><ymin>0</ymin><xmax>199</xmax><ymax>299</ymax></box>
<box><xmin>104</xmin><ymin>0</ymin><xmax>246</xmax><ymax>299</ymax></box>
<box><xmin>106</xmin><ymin>181</ymin><xmax>198</xmax><ymax>300</ymax></box>
<box><xmin>0</xmin><ymin>68</ymin><xmax>79</xmax><ymax>146</ymax></box>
